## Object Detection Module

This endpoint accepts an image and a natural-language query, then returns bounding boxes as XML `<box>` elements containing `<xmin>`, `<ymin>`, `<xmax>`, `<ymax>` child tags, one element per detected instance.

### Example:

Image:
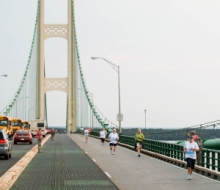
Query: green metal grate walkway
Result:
<box><xmin>10</xmin><ymin>134</ymin><xmax>118</xmax><ymax>190</ymax></box>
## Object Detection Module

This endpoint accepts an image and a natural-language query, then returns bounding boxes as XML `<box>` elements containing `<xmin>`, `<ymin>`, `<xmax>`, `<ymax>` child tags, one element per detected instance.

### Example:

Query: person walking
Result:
<box><xmin>84</xmin><ymin>128</ymin><xmax>89</xmax><ymax>143</ymax></box>
<box><xmin>184</xmin><ymin>136</ymin><xmax>199</xmax><ymax>180</ymax></box>
<box><xmin>80</xmin><ymin>127</ymin><xmax>84</xmax><ymax>136</ymax></box>
<box><xmin>192</xmin><ymin>131</ymin><xmax>203</xmax><ymax>165</ymax></box>
<box><xmin>51</xmin><ymin>128</ymin><xmax>55</xmax><ymax>141</ymax></box>
<box><xmin>108</xmin><ymin>129</ymin><xmax>119</xmax><ymax>155</ymax></box>
<box><xmin>99</xmin><ymin>128</ymin><xmax>106</xmax><ymax>145</ymax></box>
<box><xmin>36</xmin><ymin>128</ymin><xmax>43</xmax><ymax>153</ymax></box>
<box><xmin>134</xmin><ymin>128</ymin><xmax>144</xmax><ymax>157</ymax></box>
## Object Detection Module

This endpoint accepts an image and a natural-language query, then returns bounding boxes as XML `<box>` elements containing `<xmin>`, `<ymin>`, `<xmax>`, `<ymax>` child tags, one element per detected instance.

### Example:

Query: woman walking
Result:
<box><xmin>134</xmin><ymin>128</ymin><xmax>144</xmax><ymax>157</ymax></box>
<box><xmin>84</xmin><ymin>128</ymin><xmax>89</xmax><ymax>143</ymax></box>
<box><xmin>108</xmin><ymin>128</ymin><xmax>119</xmax><ymax>155</ymax></box>
<box><xmin>184</xmin><ymin>136</ymin><xmax>199</xmax><ymax>180</ymax></box>
<box><xmin>99</xmin><ymin>128</ymin><xmax>106</xmax><ymax>145</ymax></box>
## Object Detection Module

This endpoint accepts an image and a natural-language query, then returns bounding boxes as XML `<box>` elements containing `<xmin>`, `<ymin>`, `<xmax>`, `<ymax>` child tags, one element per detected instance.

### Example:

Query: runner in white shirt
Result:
<box><xmin>99</xmin><ymin>128</ymin><xmax>106</xmax><ymax>145</ymax></box>
<box><xmin>84</xmin><ymin>128</ymin><xmax>89</xmax><ymax>143</ymax></box>
<box><xmin>184</xmin><ymin>136</ymin><xmax>199</xmax><ymax>180</ymax></box>
<box><xmin>108</xmin><ymin>129</ymin><xmax>119</xmax><ymax>155</ymax></box>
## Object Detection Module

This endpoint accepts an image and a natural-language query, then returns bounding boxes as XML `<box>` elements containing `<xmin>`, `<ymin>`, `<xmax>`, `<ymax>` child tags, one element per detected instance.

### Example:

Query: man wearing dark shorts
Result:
<box><xmin>99</xmin><ymin>128</ymin><xmax>106</xmax><ymax>145</ymax></box>
<box><xmin>184</xmin><ymin>136</ymin><xmax>199</xmax><ymax>180</ymax></box>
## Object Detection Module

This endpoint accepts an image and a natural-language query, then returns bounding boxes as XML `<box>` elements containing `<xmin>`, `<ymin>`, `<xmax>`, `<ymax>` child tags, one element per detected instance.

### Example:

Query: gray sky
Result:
<box><xmin>1</xmin><ymin>0</ymin><xmax>220</xmax><ymax>128</ymax></box>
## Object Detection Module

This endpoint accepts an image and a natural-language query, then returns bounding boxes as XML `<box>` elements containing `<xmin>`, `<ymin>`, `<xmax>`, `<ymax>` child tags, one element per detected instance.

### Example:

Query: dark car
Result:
<box><xmin>14</xmin><ymin>130</ymin><xmax>32</xmax><ymax>144</ymax></box>
<box><xmin>0</xmin><ymin>129</ymin><xmax>12</xmax><ymax>160</ymax></box>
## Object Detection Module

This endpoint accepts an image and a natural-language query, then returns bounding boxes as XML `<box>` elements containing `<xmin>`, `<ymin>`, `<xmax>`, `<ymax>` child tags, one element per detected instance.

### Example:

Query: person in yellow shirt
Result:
<box><xmin>134</xmin><ymin>128</ymin><xmax>144</xmax><ymax>157</ymax></box>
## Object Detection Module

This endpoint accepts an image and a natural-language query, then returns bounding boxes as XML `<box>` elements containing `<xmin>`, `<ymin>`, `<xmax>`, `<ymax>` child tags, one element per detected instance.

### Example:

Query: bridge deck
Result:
<box><xmin>10</xmin><ymin>134</ymin><xmax>118</xmax><ymax>190</ymax></box>
<box><xmin>69</xmin><ymin>134</ymin><xmax>220</xmax><ymax>190</ymax></box>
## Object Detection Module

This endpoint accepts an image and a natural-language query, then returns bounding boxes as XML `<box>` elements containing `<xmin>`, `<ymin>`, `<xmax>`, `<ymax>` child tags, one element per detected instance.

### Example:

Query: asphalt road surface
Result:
<box><xmin>0</xmin><ymin>138</ymin><xmax>38</xmax><ymax>177</ymax></box>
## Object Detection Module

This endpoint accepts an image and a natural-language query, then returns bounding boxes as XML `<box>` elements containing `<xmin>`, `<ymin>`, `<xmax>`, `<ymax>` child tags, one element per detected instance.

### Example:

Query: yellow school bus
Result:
<box><xmin>22</xmin><ymin>120</ymin><xmax>30</xmax><ymax>131</ymax></box>
<box><xmin>11</xmin><ymin>118</ymin><xmax>23</xmax><ymax>134</ymax></box>
<box><xmin>0</xmin><ymin>115</ymin><xmax>13</xmax><ymax>137</ymax></box>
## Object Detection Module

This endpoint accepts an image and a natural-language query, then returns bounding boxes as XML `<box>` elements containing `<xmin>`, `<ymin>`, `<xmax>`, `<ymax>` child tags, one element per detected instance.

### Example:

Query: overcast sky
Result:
<box><xmin>1</xmin><ymin>0</ymin><xmax>220</xmax><ymax>128</ymax></box>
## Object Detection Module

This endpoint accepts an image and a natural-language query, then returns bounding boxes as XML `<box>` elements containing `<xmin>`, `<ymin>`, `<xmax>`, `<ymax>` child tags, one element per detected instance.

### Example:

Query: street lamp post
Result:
<box><xmin>28</xmin><ymin>106</ymin><xmax>37</xmax><ymax>121</ymax></box>
<box><xmin>88</xmin><ymin>91</ymin><xmax>94</xmax><ymax>129</ymax></box>
<box><xmin>0</xmin><ymin>75</ymin><xmax>8</xmax><ymax>115</ymax></box>
<box><xmin>91</xmin><ymin>57</ymin><xmax>122</xmax><ymax>134</ymax></box>
<box><xmin>144</xmin><ymin>109</ymin><xmax>146</xmax><ymax>133</ymax></box>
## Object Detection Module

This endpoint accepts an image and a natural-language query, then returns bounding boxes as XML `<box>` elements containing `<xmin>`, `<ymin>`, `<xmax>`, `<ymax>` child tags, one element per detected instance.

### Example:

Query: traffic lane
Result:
<box><xmin>0</xmin><ymin>138</ymin><xmax>38</xmax><ymax>177</ymax></box>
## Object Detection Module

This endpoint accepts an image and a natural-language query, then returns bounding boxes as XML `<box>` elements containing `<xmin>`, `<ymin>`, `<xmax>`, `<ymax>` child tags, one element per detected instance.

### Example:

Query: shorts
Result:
<box><xmin>84</xmin><ymin>134</ymin><xmax>88</xmax><ymax>136</ymax></box>
<box><xmin>136</xmin><ymin>141</ymin><xmax>142</xmax><ymax>146</ymax></box>
<box><xmin>185</xmin><ymin>158</ymin><xmax>196</xmax><ymax>169</ymax></box>
<box><xmin>101</xmin><ymin>138</ymin><xmax>105</xmax><ymax>142</ymax></box>
<box><xmin>109</xmin><ymin>143</ymin><xmax>117</xmax><ymax>146</ymax></box>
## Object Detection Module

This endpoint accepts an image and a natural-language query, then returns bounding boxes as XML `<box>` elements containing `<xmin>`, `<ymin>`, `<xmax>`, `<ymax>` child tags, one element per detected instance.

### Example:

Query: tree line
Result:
<box><xmin>122</xmin><ymin>128</ymin><xmax>220</xmax><ymax>141</ymax></box>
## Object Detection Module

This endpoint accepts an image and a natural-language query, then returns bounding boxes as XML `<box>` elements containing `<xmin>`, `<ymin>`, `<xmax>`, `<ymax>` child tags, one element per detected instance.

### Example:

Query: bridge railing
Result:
<box><xmin>202</xmin><ymin>148</ymin><xmax>220</xmax><ymax>172</ymax></box>
<box><xmin>119</xmin><ymin>135</ymin><xmax>185</xmax><ymax>161</ymax></box>
<box><xmin>119</xmin><ymin>135</ymin><xmax>220</xmax><ymax>173</ymax></box>
<box><xmin>88</xmin><ymin>132</ymin><xmax>220</xmax><ymax>173</ymax></box>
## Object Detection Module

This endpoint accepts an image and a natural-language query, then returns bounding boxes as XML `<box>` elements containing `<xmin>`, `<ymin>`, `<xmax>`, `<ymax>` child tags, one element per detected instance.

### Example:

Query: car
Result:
<box><xmin>14</xmin><ymin>130</ymin><xmax>32</xmax><ymax>144</ymax></box>
<box><xmin>0</xmin><ymin>129</ymin><xmax>12</xmax><ymax>160</ymax></box>
<box><xmin>47</xmin><ymin>129</ymin><xmax>51</xmax><ymax>134</ymax></box>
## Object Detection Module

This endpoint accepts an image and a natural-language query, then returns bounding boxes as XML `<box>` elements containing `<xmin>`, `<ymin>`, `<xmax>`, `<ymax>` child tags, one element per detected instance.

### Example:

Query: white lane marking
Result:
<box><xmin>105</xmin><ymin>172</ymin><xmax>111</xmax><ymax>178</ymax></box>
<box><xmin>92</xmin><ymin>159</ymin><xmax>96</xmax><ymax>162</ymax></box>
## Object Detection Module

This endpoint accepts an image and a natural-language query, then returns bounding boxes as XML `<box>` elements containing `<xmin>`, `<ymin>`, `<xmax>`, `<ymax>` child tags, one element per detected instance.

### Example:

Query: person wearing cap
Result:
<box><xmin>184</xmin><ymin>135</ymin><xmax>199</xmax><ymax>180</ymax></box>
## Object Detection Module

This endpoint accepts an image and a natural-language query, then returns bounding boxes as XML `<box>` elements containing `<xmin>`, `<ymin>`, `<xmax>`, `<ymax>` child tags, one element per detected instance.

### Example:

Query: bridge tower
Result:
<box><xmin>37</xmin><ymin>0</ymin><xmax>76</xmax><ymax>132</ymax></box>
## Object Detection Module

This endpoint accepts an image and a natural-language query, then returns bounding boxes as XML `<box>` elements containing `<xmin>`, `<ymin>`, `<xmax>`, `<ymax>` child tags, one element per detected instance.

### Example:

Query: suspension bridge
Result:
<box><xmin>0</xmin><ymin>0</ymin><xmax>220</xmax><ymax>189</ymax></box>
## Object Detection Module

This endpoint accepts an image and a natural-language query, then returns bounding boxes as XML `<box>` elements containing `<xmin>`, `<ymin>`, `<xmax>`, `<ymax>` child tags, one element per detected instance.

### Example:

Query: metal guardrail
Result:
<box><xmin>88</xmin><ymin>132</ymin><xmax>220</xmax><ymax>179</ymax></box>
<box><xmin>119</xmin><ymin>135</ymin><xmax>220</xmax><ymax>173</ymax></box>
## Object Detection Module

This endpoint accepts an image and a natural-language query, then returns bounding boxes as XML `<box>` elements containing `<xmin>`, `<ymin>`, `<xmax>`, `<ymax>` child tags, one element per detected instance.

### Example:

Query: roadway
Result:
<box><xmin>0</xmin><ymin>138</ymin><xmax>38</xmax><ymax>177</ymax></box>
<box><xmin>69</xmin><ymin>134</ymin><xmax>220</xmax><ymax>190</ymax></box>
<box><xmin>10</xmin><ymin>134</ymin><xmax>118</xmax><ymax>190</ymax></box>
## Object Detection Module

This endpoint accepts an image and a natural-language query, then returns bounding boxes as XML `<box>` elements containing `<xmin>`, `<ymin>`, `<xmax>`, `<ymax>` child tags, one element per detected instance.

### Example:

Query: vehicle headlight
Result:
<box><xmin>4</xmin><ymin>147</ymin><xmax>8</xmax><ymax>150</ymax></box>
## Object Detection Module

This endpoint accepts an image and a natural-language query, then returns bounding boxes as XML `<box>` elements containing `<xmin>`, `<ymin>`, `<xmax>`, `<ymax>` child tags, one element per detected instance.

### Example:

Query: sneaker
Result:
<box><xmin>138</xmin><ymin>154</ymin><xmax>140</xmax><ymax>157</ymax></box>
<box><xmin>187</xmin><ymin>176</ymin><xmax>191</xmax><ymax>180</ymax></box>
<box><xmin>112</xmin><ymin>152</ymin><xmax>115</xmax><ymax>155</ymax></box>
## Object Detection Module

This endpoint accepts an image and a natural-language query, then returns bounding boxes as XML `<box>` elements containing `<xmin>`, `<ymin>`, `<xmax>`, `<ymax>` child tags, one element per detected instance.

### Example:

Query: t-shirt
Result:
<box><xmin>184</xmin><ymin>141</ymin><xmax>199</xmax><ymax>159</ymax></box>
<box><xmin>100</xmin><ymin>131</ymin><xmax>106</xmax><ymax>138</ymax></box>
<box><xmin>135</xmin><ymin>133</ymin><xmax>144</xmax><ymax>142</ymax></box>
<box><xmin>109</xmin><ymin>133</ymin><xmax>119</xmax><ymax>144</ymax></box>
<box><xmin>84</xmin><ymin>129</ymin><xmax>89</xmax><ymax>136</ymax></box>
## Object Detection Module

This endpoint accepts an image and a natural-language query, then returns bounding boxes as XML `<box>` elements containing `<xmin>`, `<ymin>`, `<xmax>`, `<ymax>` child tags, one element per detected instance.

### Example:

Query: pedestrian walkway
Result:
<box><xmin>10</xmin><ymin>134</ymin><xmax>118</xmax><ymax>190</ymax></box>
<box><xmin>69</xmin><ymin>134</ymin><xmax>220</xmax><ymax>190</ymax></box>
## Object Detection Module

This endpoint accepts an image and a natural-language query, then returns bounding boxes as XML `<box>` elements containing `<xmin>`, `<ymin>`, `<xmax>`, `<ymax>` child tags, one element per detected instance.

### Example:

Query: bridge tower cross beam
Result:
<box><xmin>37</xmin><ymin>0</ymin><xmax>76</xmax><ymax>132</ymax></box>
